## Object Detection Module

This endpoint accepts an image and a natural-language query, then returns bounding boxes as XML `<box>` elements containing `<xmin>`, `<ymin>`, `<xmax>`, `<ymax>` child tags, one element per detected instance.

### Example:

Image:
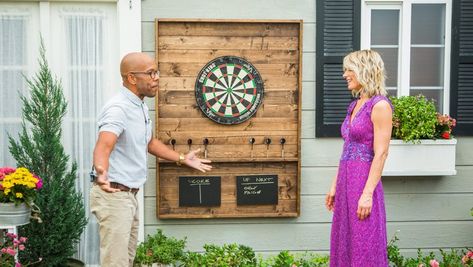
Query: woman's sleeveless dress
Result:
<box><xmin>329</xmin><ymin>95</ymin><xmax>390</xmax><ymax>267</ymax></box>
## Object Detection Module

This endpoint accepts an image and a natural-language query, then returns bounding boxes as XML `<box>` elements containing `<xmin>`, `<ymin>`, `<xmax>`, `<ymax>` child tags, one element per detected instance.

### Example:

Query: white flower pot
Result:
<box><xmin>383</xmin><ymin>139</ymin><xmax>457</xmax><ymax>176</ymax></box>
<box><xmin>0</xmin><ymin>202</ymin><xmax>31</xmax><ymax>226</ymax></box>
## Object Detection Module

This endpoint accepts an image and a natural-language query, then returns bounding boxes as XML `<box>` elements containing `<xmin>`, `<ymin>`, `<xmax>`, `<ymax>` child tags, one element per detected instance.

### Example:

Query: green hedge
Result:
<box><xmin>134</xmin><ymin>229</ymin><xmax>472</xmax><ymax>267</ymax></box>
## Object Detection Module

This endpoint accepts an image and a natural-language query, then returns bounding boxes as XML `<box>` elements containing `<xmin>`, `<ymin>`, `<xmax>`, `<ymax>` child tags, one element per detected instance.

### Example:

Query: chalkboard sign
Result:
<box><xmin>236</xmin><ymin>175</ymin><xmax>278</xmax><ymax>205</ymax></box>
<box><xmin>179</xmin><ymin>176</ymin><xmax>221</xmax><ymax>207</ymax></box>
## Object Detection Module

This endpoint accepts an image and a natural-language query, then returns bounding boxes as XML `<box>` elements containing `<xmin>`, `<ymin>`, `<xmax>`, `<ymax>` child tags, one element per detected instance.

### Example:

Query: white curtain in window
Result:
<box><xmin>0</xmin><ymin>14</ymin><xmax>26</xmax><ymax>167</ymax></box>
<box><xmin>0</xmin><ymin>5</ymin><xmax>39</xmax><ymax>167</ymax></box>
<box><xmin>1</xmin><ymin>3</ymin><xmax>118</xmax><ymax>265</ymax></box>
<box><xmin>65</xmin><ymin>14</ymin><xmax>103</xmax><ymax>265</ymax></box>
<box><xmin>51</xmin><ymin>4</ymin><xmax>118</xmax><ymax>265</ymax></box>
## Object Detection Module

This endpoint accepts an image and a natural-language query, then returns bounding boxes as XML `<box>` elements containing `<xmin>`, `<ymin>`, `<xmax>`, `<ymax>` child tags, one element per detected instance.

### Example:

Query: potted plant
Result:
<box><xmin>134</xmin><ymin>229</ymin><xmax>187</xmax><ymax>267</ymax></box>
<box><xmin>8</xmin><ymin>41</ymin><xmax>87</xmax><ymax>266</ymax></box>
<box><xmin>383</xmin><ymin>95</ymin><xmax>457</xmax><ymax>176</ymax></box>
<box><xmin>0</xmin><ymin>167</ymin><xmax>42</xmax><ymax>226</ymax></box>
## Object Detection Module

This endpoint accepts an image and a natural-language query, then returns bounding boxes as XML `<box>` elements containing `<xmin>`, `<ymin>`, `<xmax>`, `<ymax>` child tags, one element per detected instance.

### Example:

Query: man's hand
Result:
<box><xmin>95</xmin><ymin>165</ymin><xmax>120</xmax><ymax>193</ymax></box>
<box><xmin>184</xmin><ymin>149</ymin><xmax>212</xmax><ymax>172</ymax></box>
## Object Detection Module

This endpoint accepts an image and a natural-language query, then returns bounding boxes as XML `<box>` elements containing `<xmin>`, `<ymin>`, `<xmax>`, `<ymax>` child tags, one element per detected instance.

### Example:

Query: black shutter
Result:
<box><xmin>315</xmin><ymin>0</ymin><xmax>360</xmax><ymax>137</ymax></box>
<box><xmin>450</xmin><ymin>0</ymin><xmax>473</xmax><ymax>135</ymax></box>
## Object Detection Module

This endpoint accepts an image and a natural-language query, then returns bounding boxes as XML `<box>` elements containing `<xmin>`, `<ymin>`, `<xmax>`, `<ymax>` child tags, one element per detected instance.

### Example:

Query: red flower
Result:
<box><xmin>442</xmin><ymin>132</ymin><xmax>450</xmax><ymax>139</ymax></box>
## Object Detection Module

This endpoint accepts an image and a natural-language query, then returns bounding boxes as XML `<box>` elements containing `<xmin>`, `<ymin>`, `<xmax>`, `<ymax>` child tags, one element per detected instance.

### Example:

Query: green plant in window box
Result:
<box><xmin>390</xmin><ymin>95</ymin><xmax>456</xmax><ymax>143</ymax></box>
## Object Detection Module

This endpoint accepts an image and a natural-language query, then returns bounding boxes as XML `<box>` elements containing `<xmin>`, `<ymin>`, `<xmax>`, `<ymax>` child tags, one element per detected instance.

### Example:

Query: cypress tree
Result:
<box><xmin>8</xmin><ymin>41</ymin><xmax>87</xmax><ymax>266</ymax></box>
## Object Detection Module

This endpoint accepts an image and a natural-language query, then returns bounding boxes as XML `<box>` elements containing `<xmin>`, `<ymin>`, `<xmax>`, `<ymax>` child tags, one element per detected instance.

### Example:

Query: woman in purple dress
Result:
<box><xmin>325</xmin><ymin>50</ymin><xmax>393</xmax><ymax>267</ymax></box>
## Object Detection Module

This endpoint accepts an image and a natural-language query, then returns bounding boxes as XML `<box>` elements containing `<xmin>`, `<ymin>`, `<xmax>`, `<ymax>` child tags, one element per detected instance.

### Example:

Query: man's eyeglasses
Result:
<box><xmin>129</xmin><ymin>70</ymin><xmax>160</xmax><ymax>79</ymax></box>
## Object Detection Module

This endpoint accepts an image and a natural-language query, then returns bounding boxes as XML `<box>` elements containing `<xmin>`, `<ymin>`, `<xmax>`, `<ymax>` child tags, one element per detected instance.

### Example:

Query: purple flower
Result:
<box><xmin>36</xmin><ymin>178</ymin><xmax>43</xmax><ymax>189</ymax></box>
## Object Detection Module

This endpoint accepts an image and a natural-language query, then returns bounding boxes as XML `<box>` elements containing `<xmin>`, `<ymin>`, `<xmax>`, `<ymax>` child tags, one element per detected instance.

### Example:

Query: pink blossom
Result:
<box><xmin>429</xmin><ymin>259</ymin><xmax>439</xmax><ymax>267</ymax></box>
<box><xmin>15</xmin><ymin>262</ymin><xmax>22</xmax><ymax>267</ymax></box>
<box><xmin>6</xmin><ymin>247</ymin><xmax>16</xmax><ymax>256</ymax></box>
<box><xmin>1</xmin><ymin>247</ymin><xmax>7</xmax><ymax>253</ymax></box>
<box><xmin>467</xmin><ymin>250</ymin><xmax>473</xmax><ymax>257</ymax></box>
<box><xmin>19</xmin><ymin>244</ymin><xmax>25</xmax><ymax>251</ymax></box>
<box><xmin>0</xmin><ymin>167</ymin><xmax>16</xmax><ymax>180</ymax></box>
<box><xmin>32</xmin><ymin>173</ymin><xmax>43</xmax><ymax>189</ymax></box>
<box><xmin>19</xmin><ymin>237</ymin><xmax>27</xmax><ymax>243</ymax></box>
<box><xmin>36</xmin><ymin>178</ymin><xmax>43</xmax><ymax>189</ymax></box>
<box><xmin>6</xmin><ymin>232</ymin><xmax>17</xmax><ymax>239</ymax></box>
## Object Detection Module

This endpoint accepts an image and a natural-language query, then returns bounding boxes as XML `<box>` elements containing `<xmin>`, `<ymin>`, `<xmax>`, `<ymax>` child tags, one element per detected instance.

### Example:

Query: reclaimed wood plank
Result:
<box><xmin>158</xmin><ymin>22</ymin><xmax>300</xmax><ymax>37</ymax></box>
<box><xmin>158</xmin><ymin>104</ymin><xmax>298</xmax><ymax>118</ymax></box>
<box><xmin>158</xmin><ymin>76</ymin><xmax>297</xmax><ymax>91</ymax></box>
<box><xmin>158</xmin><ymin>62</ymin><xmax>298</xmax><ymax>77</ymax></box>
<box><xmin>157</xmin><ymin>49</ymin><xmax>299</xmax><ymax>64</ymax></box>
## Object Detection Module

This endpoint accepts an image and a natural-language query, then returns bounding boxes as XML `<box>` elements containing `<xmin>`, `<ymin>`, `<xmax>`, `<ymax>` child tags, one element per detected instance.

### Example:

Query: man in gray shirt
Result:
<box><xmin>90</xmin><ymin>52</ymin><xmax>212</xmax><ymax>267</ymax></box>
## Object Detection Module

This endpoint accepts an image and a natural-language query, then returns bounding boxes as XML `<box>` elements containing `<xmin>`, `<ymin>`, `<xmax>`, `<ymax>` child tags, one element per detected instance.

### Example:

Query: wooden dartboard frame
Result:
<box><xmin>155</xmin><ymin>19</ymin><xmax>302</xmax><ymax>219</ymax></box>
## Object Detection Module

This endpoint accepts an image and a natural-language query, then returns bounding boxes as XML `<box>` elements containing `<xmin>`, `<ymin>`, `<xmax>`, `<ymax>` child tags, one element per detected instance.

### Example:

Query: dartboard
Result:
<box><xmin>195</xmin><ymin>56</ymin><xmax>264</xmax><ymax>125</ymax></box>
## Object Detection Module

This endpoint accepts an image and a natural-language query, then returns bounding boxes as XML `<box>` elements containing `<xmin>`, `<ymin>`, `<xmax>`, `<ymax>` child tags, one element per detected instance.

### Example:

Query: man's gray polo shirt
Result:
<box><xmin>97</xmin><ymin>88</ymin><xmax>152</xmax><ymax>188</ymax></box>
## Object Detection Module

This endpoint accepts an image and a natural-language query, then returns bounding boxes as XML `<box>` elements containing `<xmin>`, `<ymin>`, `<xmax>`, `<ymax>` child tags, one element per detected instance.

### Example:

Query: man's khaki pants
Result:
<box><xmin>90</xmin><ymin>184</ymin><xmax>139</xmax><ymax>267</ymax></box>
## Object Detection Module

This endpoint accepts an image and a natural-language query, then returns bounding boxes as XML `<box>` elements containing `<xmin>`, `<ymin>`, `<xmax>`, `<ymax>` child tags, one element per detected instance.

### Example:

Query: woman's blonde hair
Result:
<box><xmin>343</xmin><ymin>49</ymin><xmax>387</xmax><ymax>97</ymax></box>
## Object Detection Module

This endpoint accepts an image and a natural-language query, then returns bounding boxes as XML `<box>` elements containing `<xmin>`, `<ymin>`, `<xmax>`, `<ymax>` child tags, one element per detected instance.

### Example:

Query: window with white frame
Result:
<box><xmin>361</xmin><ymin>0</ymin><xmax>451</xmax><ymax>113</ymax></box>
<box><xmin>0</xmin><ymin>2</ymin><xmax>121</xmax><ymax>265</ymax></box>
<box><xmin>0</xmin><ymin>4</ymin><xmax>39</xmax><ymax>166</ymax></box>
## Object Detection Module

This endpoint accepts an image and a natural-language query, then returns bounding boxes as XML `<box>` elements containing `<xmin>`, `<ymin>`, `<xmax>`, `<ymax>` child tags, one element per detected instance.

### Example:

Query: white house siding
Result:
<box><xmin>141</xmin><ymin>0</ymin><xmax>473</xmax><ymax>256</ymax></box>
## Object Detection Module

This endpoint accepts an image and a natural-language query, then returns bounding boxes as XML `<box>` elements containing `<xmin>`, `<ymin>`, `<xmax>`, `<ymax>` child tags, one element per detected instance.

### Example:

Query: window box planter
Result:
<box><xmin>383</xmin><ymin>139</ymin><xmax>457</xmax><ymax>176</ymax></box>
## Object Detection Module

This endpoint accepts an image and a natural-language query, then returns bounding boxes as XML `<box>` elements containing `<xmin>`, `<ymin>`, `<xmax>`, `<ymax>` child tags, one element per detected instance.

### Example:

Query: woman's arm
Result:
<box><xmin>326</xmin><ymin>169</ymin><xmax>339</xmax><ymax>211</ymax></box>
<box><xmin>357</xmin><ymin>100</ymin><xmax>392</xmax><ymax>220</ymax></box>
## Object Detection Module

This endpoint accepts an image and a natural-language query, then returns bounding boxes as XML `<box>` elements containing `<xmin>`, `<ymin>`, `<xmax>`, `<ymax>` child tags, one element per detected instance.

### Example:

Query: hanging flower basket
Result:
<box><xmin>0</xmin><ymin>167</ymin><xmax>42</xmax><ymax>225</ymax></box>
<box><xmin>0</xmin><ymin>202</ymin><xmax>31</xmax><ymax>226</ymax></box>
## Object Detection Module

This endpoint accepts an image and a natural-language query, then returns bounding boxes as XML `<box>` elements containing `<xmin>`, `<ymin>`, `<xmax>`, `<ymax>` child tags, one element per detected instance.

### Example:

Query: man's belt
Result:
<box><xmin>109</xmin><ymin>182</ymin><xmax>139</xmax><ymax>193</ymax></box>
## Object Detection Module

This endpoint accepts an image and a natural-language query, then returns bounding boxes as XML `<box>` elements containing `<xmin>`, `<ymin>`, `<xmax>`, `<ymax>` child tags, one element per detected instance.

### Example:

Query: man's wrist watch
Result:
<box><xmin>89</xmin><ymin>166</ymin><xmax>98</xmax><ymax>182</ymax></box>
<box><xmin>176</xmin><ymin>153</ymin><xmax>185</xmax><ymax>166</ymax></box>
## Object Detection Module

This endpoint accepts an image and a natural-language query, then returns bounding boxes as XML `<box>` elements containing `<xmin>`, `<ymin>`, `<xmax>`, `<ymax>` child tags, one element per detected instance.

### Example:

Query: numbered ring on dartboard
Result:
<box><xmin>195</xmin><ymin>56</ymin><xmax>264</xmax><ymax>125</ymax></box>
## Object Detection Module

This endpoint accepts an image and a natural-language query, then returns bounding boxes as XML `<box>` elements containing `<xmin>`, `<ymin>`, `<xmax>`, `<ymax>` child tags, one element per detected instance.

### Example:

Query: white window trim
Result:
<box><xmin>361</xmin><ymin>3</ymin><xmax>402</xmax><ymax>94</ymax></box>
<box><xmin>361</xmin><ymin>0</ymin><xmax>452</xmax><ymax>114</ymax></box>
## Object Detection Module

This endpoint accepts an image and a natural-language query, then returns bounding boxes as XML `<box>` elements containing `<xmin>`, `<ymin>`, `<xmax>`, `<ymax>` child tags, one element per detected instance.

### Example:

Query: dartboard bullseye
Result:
<box><xmin>195</xmin><ymin>56</ymin><xmax>264</xmax><ymax>124</ymax></box>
